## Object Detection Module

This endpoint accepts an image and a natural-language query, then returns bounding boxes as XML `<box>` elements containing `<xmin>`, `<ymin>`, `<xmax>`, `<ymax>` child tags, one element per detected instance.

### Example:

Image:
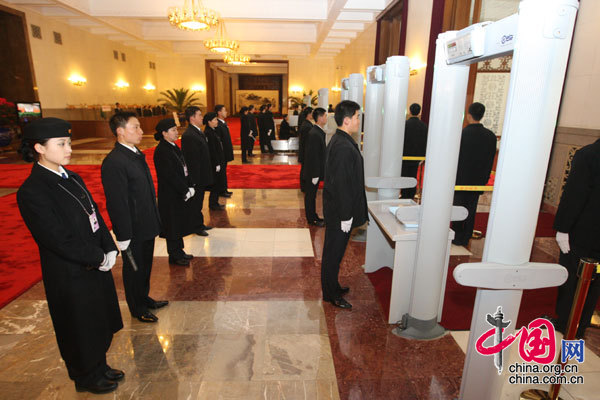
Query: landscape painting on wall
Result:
<box><xmin>236</xmin><ymin>90</ymin><xmax>279</xmax><ymax>111</ymax></box>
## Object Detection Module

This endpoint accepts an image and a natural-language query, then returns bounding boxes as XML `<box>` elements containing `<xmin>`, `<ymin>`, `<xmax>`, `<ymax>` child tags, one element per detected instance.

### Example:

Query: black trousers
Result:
<box><xmin>68</xmin><ymin>354</ymin><xmax>110</xmax><ymax>385</ymax></box>
<box><xmin>321</xmin><ymin>226</ymin><xmax>351</xmax><ymax>301</ymax></box>
<box><xmin>242</xmin><ymin>137</ymin><xmax>255</xmax><ymax>161</ymax></box>
<box><xmin>221</xmin><ymin>162</ymin><xmax>229</xmax><ymax>192</ymax></box>
<box><xmin>122</xmin><ymin>238</ymin><xmax>155</xmax><ymax>317</ymax></box>
<box><xmin>209</xmin><ymin>169</ymin><xmax>226</xmax><ymax>207</ymax></box>
<box><xmin>304</xmin><ymin>179</ymin><xmax>319</xmax><ymax>222</ymax></box>
<box><xmin>197</xmin><ymin>188</ymin><xmax>205</xmax><ymax>228</ymax></box>
<box><xmin>451</xmin><ymin>191</ymin><xmax>480</xmax><ymax>246</ymax></box>
<box><xmin>400</xmin><ymin>163</ymin><xmax>419</xmax><ymax>199</ymax></box>
<box><xmin>555</xmin><ymin>251</ymin><xmax>600</xmax><ymax>337</ymax></box>
<box><xmin>260</xmin><ymin>134</ymin><xmax>274</xmax><ymax>153</ymax></box>
<box><xmin>167</xmin><ymin>237</ymin><xmax>184</xmax><ymax>259</ymax></box>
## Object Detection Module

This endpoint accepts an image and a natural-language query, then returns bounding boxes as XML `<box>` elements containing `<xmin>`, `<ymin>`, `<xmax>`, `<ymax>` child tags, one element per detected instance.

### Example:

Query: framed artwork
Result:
<box><xmin>236</xmin><ymin>90</ymin><xmax>278</xmax><ymax>111</ymax></box>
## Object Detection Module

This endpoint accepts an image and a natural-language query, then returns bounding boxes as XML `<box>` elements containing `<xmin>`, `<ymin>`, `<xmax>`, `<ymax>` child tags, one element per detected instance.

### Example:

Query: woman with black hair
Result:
<box><xmin>17</xmin><ymin>118</ymin><xmax>124</xmax><ymax>394</ymax></box>
<box><xmin>203</xmin><ymin>112</ymin><xmax>226</xmax><ymax>210</ymax></box>
<box><xmin>152</xmin><ymin>118</ymin><xmax>195</xmax><ymax>266</ymax></box>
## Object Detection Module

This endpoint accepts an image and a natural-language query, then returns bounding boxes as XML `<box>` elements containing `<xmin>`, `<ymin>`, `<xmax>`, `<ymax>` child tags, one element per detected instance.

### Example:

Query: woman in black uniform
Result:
<box><xmin>17</xmin><ymin>118</ymin><xmax>124</xmax><ymax>394</ymax></box>
<box><xmin>203</xmin><ymin>112</ymin><xmax>226</xmax><ymax>210</ymax></box>
<box><xmin>153</xmin><ymin>118</ymin><xmax>195</xmax><ymax>266</ymax></box>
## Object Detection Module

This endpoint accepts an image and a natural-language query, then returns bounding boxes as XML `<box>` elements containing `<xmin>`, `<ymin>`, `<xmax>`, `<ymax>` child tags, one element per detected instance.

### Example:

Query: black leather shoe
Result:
<box><xmin>169</xmin><ymin>257</ymin><xmax>190</xmax><ymax>266</ymax></box>
<box><xmin>202</xmin><ymin>225</ymin><xmax>213</xmax><ymax>231</ymax></box>
<box><xmin>340</xmin><ymin>287</ymin><xmax>350</xmax><ymax>294</ymax></box>
<box><xmin>225</xmin><ymin>190</ymin><xmax>233</xmax><ymax>195</ymax></box>
<box><xmin>148</xmin><ymin>300</ymin><xmax>169</xmax><ymax>309</ymax></box>
<box><xmin>330</xmin><ymin>298</ymin><xmax>352</xmax><ymax>309</ymax></box>
<box><xmin>210</xmin><ymin>204</ymin><xmax>225</xmax><ymax>211</ymax></box>
<box><xmin>75</xmin><ymin>377</ymin><xmax>118</xmax><ymax>394</ymax></box>
<box><xmin>104</xmin><ymin>368</ymin><xmax>125</xmax><ymax>382</ymax></box>
<box><xmin>315</xmin><ymin>216</ymin><xmax>324</xmax><ymax>222</ymax></box>
<box><xmin>309</xmin><ymin>220</ymin><xmax>325</xmax><ymax>227</ymax></box>
<box><xmin>182</xmin><ymin>253</ymin><xmax>194</xmax><ymax>260</ymax></box>
<box><xmin>137</xmin><ymin>311</ymin><xmax>158</xmax><ymax>323</ymax></box>
<box><xmin>196</xmin><ymin>230</ymin><xmax>209</xmax><ymax>236</ymax></box>
<box><xmin>219</xmin><ymin>192</ymin><xmax>232</xmax><ymax>198</ymax></box>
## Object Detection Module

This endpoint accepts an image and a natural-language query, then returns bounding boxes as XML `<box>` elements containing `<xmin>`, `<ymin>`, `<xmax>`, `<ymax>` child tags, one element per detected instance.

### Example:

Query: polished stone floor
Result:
<box><xmin>1</xmin><ymin>140</ymin><xmax>599</xmax><ymax>399</ymax></box>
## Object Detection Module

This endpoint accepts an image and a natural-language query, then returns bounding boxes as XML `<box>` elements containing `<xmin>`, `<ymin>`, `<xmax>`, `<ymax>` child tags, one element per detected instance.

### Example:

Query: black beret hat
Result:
<box><xmin>24</xmin><ymin>117</ymin><xmax>71</xmax><ymax>141</ymax></box>
<box><xmin>154</xmin><ymin>118</ymin><xmax>177</xmax><ymax>141</ymax></box>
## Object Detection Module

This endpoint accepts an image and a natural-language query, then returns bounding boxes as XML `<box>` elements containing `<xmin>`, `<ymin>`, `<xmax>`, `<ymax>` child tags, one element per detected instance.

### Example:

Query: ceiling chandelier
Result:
<box><xmin>204</xmin><ymin>21</ymin><xmax>239</xmax><ymax>53</ymax></box>
<box><xmin>224</xmin><ymin>52</ymin><xmax>250</xmax><ymax>66</ymax></box>
<box><xmin>168</xmin><ymin>0</ymin><xmax>219</xmax><ymax>32</ymax></box>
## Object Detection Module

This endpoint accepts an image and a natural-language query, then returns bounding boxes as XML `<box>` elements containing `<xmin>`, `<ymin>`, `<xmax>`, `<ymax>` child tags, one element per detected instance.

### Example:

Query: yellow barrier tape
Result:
<box><xmin>402</xmin><ymin>156</ymin><xmax>426</xmax><ymax>161</ymax></box>
<box><xmin>455</xmin><ymin>185</ymin><xmax>494</xmax><ymax>191</ymax></box>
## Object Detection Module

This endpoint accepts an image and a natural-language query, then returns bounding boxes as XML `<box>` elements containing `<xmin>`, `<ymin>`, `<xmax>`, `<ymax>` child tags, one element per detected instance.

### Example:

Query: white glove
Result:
<box><xmin>117</xmin><ymin>239</ymin><xmax>131</xmax><ymax>251</ymax></box>
<box><xmin>556</xmin><ymin>232</ymin><xmax>570</xmax><ymax>254</ymax></box>
<box><xmin>267</xmin><ymin>129</ymin><xmax>272</xmax><ymax>135</ymax></box>
<box><xmin>99</xmin><ymin>250</ymin><xmax>118</xmax><ymax>272</ymax></box>
<box><xmin>341</xmin><ymin>218</ymin><xmax>353</xmax><ymax>233</ymax></box>
<box><xmin>184</xmin><ymin>188</ymin><xmax>195</xmax><ymax>202</ymax></box>
<box><xmin>216</xmin><ymin>165</ymin><xmax>221</xmax><ymax>172</ymax></box>
<box><xmin>312</xmin><ymin>177</ymin><xmax>319</xmax><ymax>185</ymax></box>
<box><xmin>250</xmin><ymin>130</ymin><xmax>254</xmax><ymax>136</ymax></box>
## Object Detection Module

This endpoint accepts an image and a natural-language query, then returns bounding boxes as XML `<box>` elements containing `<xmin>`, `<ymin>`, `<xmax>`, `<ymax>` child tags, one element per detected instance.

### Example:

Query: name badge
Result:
<box><xmin>89</xmin><ymin>211</ymin><xmax>100</xmax><ymax>233</ymax></box>
<box><xmin>183</xmin><ymin>165</ymin><xmax>189</xmax><ymax>177</ymax></box>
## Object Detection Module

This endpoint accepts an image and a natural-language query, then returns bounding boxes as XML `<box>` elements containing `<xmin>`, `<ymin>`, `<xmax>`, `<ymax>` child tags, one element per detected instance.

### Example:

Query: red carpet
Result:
<box><xmin>366</xmin><ymin>266</ymin><xmax>559</xmax><ymax>330</ymax></box>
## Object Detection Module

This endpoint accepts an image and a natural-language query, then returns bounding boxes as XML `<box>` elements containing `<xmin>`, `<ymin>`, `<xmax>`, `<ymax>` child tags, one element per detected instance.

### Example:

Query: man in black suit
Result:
<box><xmin>265</xmin><ymin>103</ymin><xmax>276</xmax><ymax>150</ymax></box>
<box><xmin>302</xmin><ymin>107</ymin><xmax>327</xmax><ymax>227</ymax></box>
<box><xmin>553</xmin><ymin>138</ymin><xmax>600</xmax><ymax>338</ymax></box>
<box><xmin>298</xmin><ymin>107</ymin><xmax>314</xmax><ymax>192</ymax></box>
<box><xmin>401</xmin><ymin>103</ymin><xmax>428</xmax><ymax>199</ymax></box>
<box><xmin>247</xmin><ymin>105</ymin><xmax>258</xmax><ymax>156</ymax></box>
<box><xmin>181</xmin><ymin>106</ymin><xmax>213</xmax><ymax>236</ymax></box>
<box><xmin>240</xmin><ymin>107</ymin><xmax>252</xmax><ymax>163</ymax></box>
<box><xmin>101</xmin><ymin>112</ymin><xmax>168</xmax><ymax>323</ymax></box>
<box><xmin>215</xmin><ymin>104</ymin><xmax>233</xmax><ymax>198</ymax></box>
<box><xmin>257</xmin><ymin>105</ymin><xmax>271</xmax><ymax>153</ymax></box>
<box><xmin>451</xmin><ymin>102</ymin><xmax>497</xmax><ymax>246</ymax></box>
<box><xmin>321</xmin><ymin>101</ymin><xmax>368</xmax><ymax>309</ymax></box>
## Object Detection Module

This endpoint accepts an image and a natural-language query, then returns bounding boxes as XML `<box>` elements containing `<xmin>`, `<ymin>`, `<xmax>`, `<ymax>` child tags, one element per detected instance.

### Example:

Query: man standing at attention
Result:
<box><xmin>302</xmin><ymin>107</ymin><xmax>327</xmax><ymax>227</ymax></box>
<box><xmin>215</xmin><ymin>104</ymin><xmax>233</xmax><ymax>198</ymax></box>
<box><xmin>401</xmin><ymin>103</ymin><xmax>428</xmax><ymax>199</ymax></box>
<box><xmin>102</xmin><ymin>112</ymin><xmax>168</xmax><ymax>323</ymax></box>
<box><xmin>451</xmin><ymin>102</ymin><xmax>496</xmax><ymax>246</ymax></box>
<box><xmin>321</xmin><ymin>101</ymin><xmax>368</xmax><ymax>309</ymax></box>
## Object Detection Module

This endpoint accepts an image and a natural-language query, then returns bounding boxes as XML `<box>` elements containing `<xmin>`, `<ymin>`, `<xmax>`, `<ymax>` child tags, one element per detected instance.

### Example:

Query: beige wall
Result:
<box><xmin>404</xmin><ymin>0</ymin><xmax>433</xmax><ymax>107</ymax></box>
<box><xmin>154</xmin><ymin>56</ymin><xmax>207</xmax><ymax>107</ymax></box>
<box><xmin>288</xmin><ymin>56</ymin><xmax>335</xmax><ymax>103</ymax></box>
<box><xmin>557</xmin><ymin>0</ymin><xmax>600</xmax><ymax>130</ymax></box>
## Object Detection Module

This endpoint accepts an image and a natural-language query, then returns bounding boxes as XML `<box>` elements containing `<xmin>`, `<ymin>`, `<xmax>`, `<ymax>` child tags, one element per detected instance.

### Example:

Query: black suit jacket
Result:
<box><xmin>248</xmin><ymin>113</ymin><xmax>258</xmax><ymax>137</ymax></box>
<box><xmin>323</xmin><ymin>130</ymin><xmax>369</xmax><ymax>228</ymax></box>
<box><xmin>205</xmin><ymin>126</ymin><xmax>225</xmax><ymax>173</ymax></box>
<box><xmin>181</xmin><ymin>125</ymin><xmax>214</xmax><ymax>188</ymax></box>
<box><xmin>302</xmin><ymin>125</ymin><xmax>326</xmax><ymax>180</ymax></box>
<box><xmin>101</xmin><ymin>143</ymin><xmax>161</xmax><ymax>242</ymax></box>
<box><xmin>554</xmin><ymin>139</ymin><xmax>600</xmax><ymax>257</ymax></box>
<box><xmin>455</xmin><ymin>123</ymin><xmax>497</xmax><ymax>188</ymax></box>
<box><xmin>264</xmin><ymin>111</ymin><xmax>276</xmax><ymax>138</ymax></box>
<box><xmin>217</xmin><ymin>119</ymin><xmax>234</xmax><ymax>162</ymax></box>
<box><xmin>403</xmin><ymin>117</ymin><xmax>428</xmax><ymax>167</ymax></box>
<box><xmin>279</xmin><ymin>120</ymin><xmax>291</xmax><ymax>140</ymax></box>
<box><xmin>298</xmin><ymin>120</ymin><xmax>313</xmax><ymax>164</ymax></box>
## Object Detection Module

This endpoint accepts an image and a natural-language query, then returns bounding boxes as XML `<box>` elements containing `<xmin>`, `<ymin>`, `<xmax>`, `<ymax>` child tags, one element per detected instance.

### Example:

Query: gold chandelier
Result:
<box><xmin>224</xmin><ymin>52</ymin><xmax>250</xmax><ymax>66</ymax></box>
<box><xmin>204</xmin><ymin>21</ymin><xmax>239</xmax><ymax>53</ymax></box>
<box><xmin>168</xmin><ymin>0</ymin><xmax>219</xmax><ymax>32</ymax></box>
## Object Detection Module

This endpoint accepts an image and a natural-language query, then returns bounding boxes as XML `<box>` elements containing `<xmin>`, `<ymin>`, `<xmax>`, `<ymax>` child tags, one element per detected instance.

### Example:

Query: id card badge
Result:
<box><xmin>89</xmin><ymin>211</ymin><xmax>100</xmax><ymax>233</ymax></box>
<box><xmin>183</xmin><ymin>165</ymin><xmax>189</xmax><ymax>177</ymax></box>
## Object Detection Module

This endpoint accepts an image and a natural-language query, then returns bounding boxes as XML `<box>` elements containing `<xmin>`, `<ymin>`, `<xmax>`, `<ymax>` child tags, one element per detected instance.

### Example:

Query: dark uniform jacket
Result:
<box><xmin>153</xmin><ymin>139</ymin><xmax>194</xmax><ymax>239</ymax></box>
<box><xmin>205</xmin><ymin>126</ymin><xmax>225</xmax><ymax>172</ymax></box>
<box><xmin>264</xmin><ymin>111</ymin><xmax>276</xmax><ymax>139</ymax></box>
<box><xmin>181</xmin><ymin>124</ymin><xmax>213</xmax><ymax>188</ymax></box>
<box><xmin>248</xmin><ymin>112</ymin><xmax>258</xmax><ymax>138</ymax></box>
<box><xmin>279</xmin><ymin>119</ymin><xmax>291</xmax><ymax>140</ymax></box>
<box><xmin>298</xmin><ymin>119</ymin><xmax>313</xmax><ymax>164</ymax></box>
<box><xmin>217</xmin><ymin>119</ymin><xmax>234</xmax><ymax>162</ymax></box>
<box><xmin>101</xmin><ymin>143</ymin><xmax>161</xmax><ymax>242</ymax></box>
<box><xmin>257</xmin><ymin>112</ymin><xmax>269</xmax><ymax>144</ymax></box>
<box><xmin>553</xmin><ymin>139</ymin><xmax>600</xmax><ymax>258</ymax></box>
<box><xmin>240</xmin><ymin>114</ymin><xmax>252</xmax><ymax>147</ymax></box>
<box><xmin>302</xmin><ymin>124</ymin><xmax>326</xmax><ymax>181</ymax></box>
<box><xmin>403</xmin><ymin>117</ymin><xmax>428</xmax><ymax>167</ymax></box>
<box><xmin>455</xmin><ymin>123</ymin><xmax>497</xmax><ymax>191</ymax></box>
<box><xmin>323</xmin><ymin>129</ymin><xmax>369</xmax><ymax>228</ymax></box>
<box><xmin>17</xmin><ymin>163</ymin><xmax>123</xmax><ymax>375</ymax></box>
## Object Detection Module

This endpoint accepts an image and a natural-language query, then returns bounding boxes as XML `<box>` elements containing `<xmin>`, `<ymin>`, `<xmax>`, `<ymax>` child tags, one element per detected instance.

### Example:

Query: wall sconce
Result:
<box><xmin>191</xmin><ymin>84</ymin><xmax>205</xmax><ymax>92</ymax></box>
<box><xmin>68</xmin><ymin>74</ymin><xmax>87</xmax><ymax>86</ymax></box>
<box><xmin>331</xmin><ymin>86</ymin><xmax>341</xmax><ymax>92</ymax></box>
<box><xmin>143</xmin><ymin>83</ymin><xmax>156</xmax><ymax>91</ymax></box>
<box><xmin>290</xmin><ymin>86</ymin><xmax>303</xmax><ymax>94</ymax></box>
<box><xmin>115</xmin><ymin>80</ymin><xmax>130</xmax><ymax>89</ymax></box>
<box><xmin>409</xmin><ymin>58</ymin><xmax>427</xmax><ymax>76</ymax></box>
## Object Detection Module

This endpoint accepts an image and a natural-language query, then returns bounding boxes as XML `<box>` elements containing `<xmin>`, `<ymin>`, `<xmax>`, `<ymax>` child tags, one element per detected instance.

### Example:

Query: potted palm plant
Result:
<box><xmin>157</xmin><ymin>88</ymin><xmax>204</xmax><ymax>118</ymax></box>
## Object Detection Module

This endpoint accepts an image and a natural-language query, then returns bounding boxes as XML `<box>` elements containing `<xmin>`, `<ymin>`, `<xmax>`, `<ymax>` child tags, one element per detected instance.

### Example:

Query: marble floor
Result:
<box><xmin>1</xmin><ymin>140</ymin><xmax>599</xmax><ymax>399</ymax></box>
